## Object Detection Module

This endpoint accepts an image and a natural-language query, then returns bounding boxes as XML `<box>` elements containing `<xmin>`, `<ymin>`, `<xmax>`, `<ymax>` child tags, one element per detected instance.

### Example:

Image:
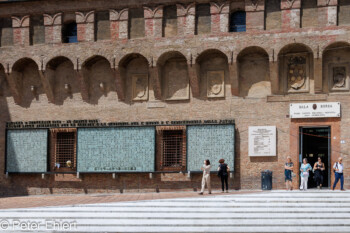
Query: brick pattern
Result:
<box><xmin>6</xmin><ymin>129</ymin><xmax>48</xmax><ymax>173</ymax></box>
<box><xmin>77</xmin><ymin>127</ymin><xmax>155</xmax><ymax>172</ymax></box>
<box><xmin>187</xmin><ymin>125</ymin><xmax>235</xmax><ymax>172</ymax></box>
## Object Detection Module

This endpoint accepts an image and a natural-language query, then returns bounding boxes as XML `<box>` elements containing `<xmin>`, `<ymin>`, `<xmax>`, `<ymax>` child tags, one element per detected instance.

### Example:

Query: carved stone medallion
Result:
<box><xmin>287</xmin><ymin>56</ymin><xmax>306</xmax><ymax>90</ymax></box>
<box><xmin>207</xmin><ymin>70</ymin><xmax>224</xmax><ymax>98</ymax></box>
<box><xmin>132</xmin><ymin>74</ymin><xmax>148</xmax><ymax>101</ymax></box>
<box><xmin>333</xmin><ymin>67</ymin><xmax>346</xmax><ymax>88</ymax></box>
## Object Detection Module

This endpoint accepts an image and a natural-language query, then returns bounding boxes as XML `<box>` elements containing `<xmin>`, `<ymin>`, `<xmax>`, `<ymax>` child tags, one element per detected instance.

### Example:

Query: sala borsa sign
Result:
<box><xmin>290</xmin><ymin>102</ymin><xmax>341</xmax><ymax>118</ymax></box>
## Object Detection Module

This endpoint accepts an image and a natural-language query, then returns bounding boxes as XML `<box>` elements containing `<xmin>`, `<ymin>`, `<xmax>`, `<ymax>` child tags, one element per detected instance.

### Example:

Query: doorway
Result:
<box><xmin>299</xmin><ymin>127</ymin><xmax>330</xmax><ymax>188</ymax></box>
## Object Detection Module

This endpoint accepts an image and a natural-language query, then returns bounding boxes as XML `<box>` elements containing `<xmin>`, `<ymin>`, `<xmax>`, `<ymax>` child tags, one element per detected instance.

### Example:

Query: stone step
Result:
<box><xmin>9</xmin><ymin>225</ymin><xmax>349</xmax><ymax>232</ymax></box>
<box><xmin>1</xmin><ymin>212</ymin><xmax>350</xmax><ymax>219</ymax></box>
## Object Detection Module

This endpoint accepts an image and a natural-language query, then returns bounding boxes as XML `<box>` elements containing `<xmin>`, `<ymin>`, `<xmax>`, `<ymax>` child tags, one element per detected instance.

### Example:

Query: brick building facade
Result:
<box><xmin>0</xmin><ymin>0</ymin><xmax>349</xmax><ymax>195</ymax></box>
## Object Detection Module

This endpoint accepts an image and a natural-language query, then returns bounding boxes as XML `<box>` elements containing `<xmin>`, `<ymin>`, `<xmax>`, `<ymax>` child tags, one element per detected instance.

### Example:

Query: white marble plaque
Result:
<box><xmin>290</xmin><ymin>102</ymin><xmax>340</xmax><ymax>118</ymax></box>
<box><xmin>249</xmin><ymin>126</ymin><xmax>276</xmax><ymax>157</ymax></box>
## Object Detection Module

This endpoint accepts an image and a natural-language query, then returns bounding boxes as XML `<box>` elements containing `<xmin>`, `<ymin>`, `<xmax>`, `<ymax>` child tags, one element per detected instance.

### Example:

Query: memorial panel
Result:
<box><xmin>248</xmin><ymin>126</ymin><xmax>276</xmax><ymax>157</ymax></box>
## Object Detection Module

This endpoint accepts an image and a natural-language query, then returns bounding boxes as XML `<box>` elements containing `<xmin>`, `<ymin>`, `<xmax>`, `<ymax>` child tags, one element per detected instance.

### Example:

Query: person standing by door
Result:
<box><xmin>217</xmin><ymin>159</ymin><xmax>230</xmax><ymax>193</ymax></box>
<box><xmin>313</xmin><ymin>157</ymin><xmax>325</xmax><ymax>189</ymax></box>
<box><xmin>300</xmin><ymin>158</ymin><xmax>312</xmax><ymax>191</ymax></box>
<box><xmin>284</xmin><ymin>156</ymin><xmax>294</xmax><ymax>191</ymax></box>
<box><xmin>332</xmin><ymin>157</ymin><xmax>345</xmax><ymax>191</ymax></box>
<box><xmin>199</xmin><ymin>160</ymin><xmax>211</xmax><ymax>195</ymax></box>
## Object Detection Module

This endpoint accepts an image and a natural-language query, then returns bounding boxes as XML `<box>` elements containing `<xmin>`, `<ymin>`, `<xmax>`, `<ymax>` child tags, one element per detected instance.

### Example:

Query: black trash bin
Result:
<box><xmin>261</xmin><ymin>170</ymin><xmax>272</xmax><ymax>190</ymax></box>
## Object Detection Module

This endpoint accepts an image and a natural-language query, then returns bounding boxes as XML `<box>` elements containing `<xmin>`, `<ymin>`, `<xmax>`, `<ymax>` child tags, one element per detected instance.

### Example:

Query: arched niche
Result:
<box><xmin>237</xmin><ymin>46</ymin><xmax>271</xmax><ymax>98</ymax></box>
<box><xmin>157</xmin><ymin>51</ymin><xmax>189</xmax><ymax>101</ymax></box>
<box><xmin>322</xmin><ymin>42</ymin><xmax>350</xmax><ymax>93</ymax></box>
<box><xmin>12</xmin><ymin>58</ymin><xmax>43</xmax><ymax>108</ymax></box>
<box><xmin>119</xmin><ymin>53</ymin><xmax>149</xmax><ymax>102</ymax></box>
<box><xmin>278</xmin><ymin>43</ymin><xmax>313</xmax><ymax>94</ymax></box>
<box><xmin>196</xmin><ymin>49</ymin><xmax>229</xmax><ymax>99</ymax></box>
<box><xmin>82</xmin><ymin>56</ymin><xmax>116</xmax><ymax>104</ymax></box>
<box><xmin>46</xmin><ymin>56</ymin><xmax>79</xmax><ymax>105</ymax></box>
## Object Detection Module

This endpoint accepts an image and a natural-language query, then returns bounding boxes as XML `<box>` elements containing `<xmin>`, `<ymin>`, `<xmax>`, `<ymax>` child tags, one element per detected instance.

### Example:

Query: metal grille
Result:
<box><xmin>55</xmin><ymin>132</ymin><xmax>76</xmax><ymax>168</ymax></box>
<box><xmin>162</xmin><ymin>130</ymin><xmax>185</xmax><ymax>168</ymax></box>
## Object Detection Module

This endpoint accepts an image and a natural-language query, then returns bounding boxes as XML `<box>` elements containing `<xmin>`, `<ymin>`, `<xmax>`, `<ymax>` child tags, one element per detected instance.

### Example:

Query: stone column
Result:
<box><xmin>245</xmin><ymin>0</ymin><xmax>265</xmax><ymax>31</ymax></box>
<box><xmin>113</xmin><ymin>67</ymin><xmax>126</xmax><ymax>100</ymax></box>
<box><xmin>110</xmin><ymin>9</ymin><xmax>129</xmax><ymax>40</ymax></box>
<box><xmin>76</xmin><ymin>11</ymin><xmax>95</xmax><ymax>42</ymax></box>
<box><xmin>188</xmin><ymin>64</ymin><xmax>200</xmax><ymax>97</ymax></box>
<box><xmin>11</xmin><ymin>15</ymin><xmax>30</xmax><ymax>46</ymax></box>
<box><xmin>149</xmin><ymin>66</ymin><xmax>162</xmax><ymax>100</ymax></box>
<box><xmin>281</xmin><ymin>0</ymin><xmax>301</xmax><ymax>30</ymax></box>
<box><xmin>4</xmin><ymin>66</ymin><xmax>22</xmax><ymax>104</ymax></box>
<box><xmin>144</xmin><ymin>6</ymin><xmax>163</xmax><ymax>38</ymax></box>
<box><xmin>314</xmin><ymin>56</ymin><xmax>323</xmax><ymax>93</ymax></box>
<box><xmin>210</xmin><ymin>2</ymin><xmax>230</xmax><ymax>34</ymax></box>
<box><xmin>177</xmin><ymin>3</ymin><xmax>196</xmax><ymax>36</ymax></box>
<box><xmin>43</xmin><ymin>13</ymin><xmax>63</xmax><ymax>44</ymax></box>
<box><xmin>229</xmin><ymin>62</ymin><xmax>239</xmax><ymax>96</ymax></box>
<box><xmin>269</xmin><ymin>60</ymin><xmax>279</xmax><ymax>95</ymax></box>
<box><xmin>317</xmin><ymin>0</ymin><xmax>338</xmax><ymax>27</ymax></box>
<box><xmin>38</xmin><ymin>69</ymin><xmax>55</xmax><ymax>103</ymax></box>
<box><xmin>75</xmin><ymin>63</ymin><xmax>90</xmax><ymax>102</ymax></box>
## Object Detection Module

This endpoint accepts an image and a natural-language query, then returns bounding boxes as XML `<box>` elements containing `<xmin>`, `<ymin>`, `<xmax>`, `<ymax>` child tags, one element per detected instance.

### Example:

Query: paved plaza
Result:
<box><xmin>0</xmin><ymin>190</ymin><xmax>349</xmax><ymax>232</ymax></box>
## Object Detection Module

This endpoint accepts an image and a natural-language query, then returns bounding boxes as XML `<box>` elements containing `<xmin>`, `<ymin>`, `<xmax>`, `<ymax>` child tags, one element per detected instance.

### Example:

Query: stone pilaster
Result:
<box><xmin>11</xmin><ymin>15</ymin><xmax>30</xmax><ymax>46</ymax></box>
<box><xmin>113</xmin><ymin>67</ymin><xmax>126</xmax><ymax>100</ymax></box>
<box><xmin>149</xmin><ymin>66</ymin><xmax>162</xmax><ymax>100</ymax></box>
<box><xmin>144</xmin><ymin>6</ymin><xmax>163</xmax><ymax>38</ymax></box>
<box><xmin>75</xmin><ymin>11</ymin><xmax>95</xmax><ymax>42</ymax></box>
<box><xmin>229</xmin><ymin>62</ymin><xmax>239</xmax><ymax>96</ymax></box>
<box><xmin>109</xmin><ymin>9</ymin><xmax>129</xmax><ymax>40</ymax></box>
<box><xmin>245</xmin><ymin>0</ymin><xmax>265</xmax><ymax>31</ymax></box>
<box><xmin>43</xmin><ymin>13</ymin><xmax>62</xmax><ymax>44</ymax></box>
<box><xmin>210</xmin><ymin>2</ymin><xmax>230</xmax><ymax>34</ymax></box>
<box><xmin>281</xmin><ymin>0</ymin><xmax>301</xmax><ymax>30</ymax></box>
<box><xmin>188</xmin><ymin>64</ymin><xmax>199</xmax><ymax>97</ymax></box>
<box><xmin>317</xmin><ymin>0</ymin><xmax>338</xmax><ymax>27</ymax></box>
<box><xmin>177</xmin><ymin>3</ymin><xmax>195</xmax><ymax>36</ymax></box>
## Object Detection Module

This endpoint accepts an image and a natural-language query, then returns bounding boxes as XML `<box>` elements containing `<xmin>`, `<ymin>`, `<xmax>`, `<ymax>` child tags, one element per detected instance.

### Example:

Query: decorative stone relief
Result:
<box><xmin>207</xmin><ymin>70</ymin><xmax>225</xmax><ymax>98</ymax></box>
<box><xmin>286</xmin><ymin>55</ymin><xmax>309</xmax><ymax>93</ymax></box>
<box><xmin>132</xmin><ymin>74</ymin><xmax>148</xmax><ymax>101</ymax></box>
<box><xmin>329</xmin><ymin>63</ymin><xmax>349</xmax><ymax>92</ymax></box>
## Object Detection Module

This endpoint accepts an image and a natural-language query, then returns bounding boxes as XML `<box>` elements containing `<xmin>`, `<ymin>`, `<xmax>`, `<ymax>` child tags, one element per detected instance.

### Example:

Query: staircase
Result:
<box><xmin>1</xmin><ymin>190</ymin><xmax>350</xmax><ymax>232</ymax></box>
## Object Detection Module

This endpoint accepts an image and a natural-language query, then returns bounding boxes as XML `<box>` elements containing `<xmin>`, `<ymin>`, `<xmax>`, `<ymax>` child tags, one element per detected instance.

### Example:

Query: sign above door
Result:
<box><xmin>290</xmin><ymin>102</ymin><xmax>341</xmax><ymax>118</ymax></box>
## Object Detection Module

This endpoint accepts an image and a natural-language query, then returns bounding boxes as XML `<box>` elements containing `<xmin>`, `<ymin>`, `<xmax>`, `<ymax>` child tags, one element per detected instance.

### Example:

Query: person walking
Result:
<box><xmin>313</xmin><ymin>157</ymin><xmax>325</xmax><ymax>189</ymax></box>
<box><xmin>300</xmin><ymin>158</ymin><xmax>312</xmax><ymax>191</ymax></box>
<box><xmin>199</xmin><ymin>160</ymin><xmax>211</xmax><ymax>195</ymax></box>
<box><xmin>217</xmin><ymin>159</ymin><xmax>230</xmax><ymax>193</ymax></box>
<box><xmin>284</xmin><ymin>156</ymin><xmax>294</xmax><ymax>191</ymax></box>
<box><xmin>332</xmin><ymin>157</ymin><xmax>345</xmax><ymax>191</ymax></box>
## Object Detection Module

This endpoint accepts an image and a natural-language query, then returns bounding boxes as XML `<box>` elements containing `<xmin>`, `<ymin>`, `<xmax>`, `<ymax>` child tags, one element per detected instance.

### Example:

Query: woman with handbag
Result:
<box><xmin>217</xmin><ymin>159</ymin><xmax>230</xmax><ymax>193</ymax></box>
<box><xmin>300</xmin><ymin>158</ymin><xmax>312</xmax><ymax>191</ymax></box>
<box><xmin>313</xmin><ymin>157</ymin><xmax>325</xmax><ymax>189</ymax></box>
<box><xmin>284</xmin><ymin>156</ymin><xmax>294</xmax><ymax>191</ymax></box>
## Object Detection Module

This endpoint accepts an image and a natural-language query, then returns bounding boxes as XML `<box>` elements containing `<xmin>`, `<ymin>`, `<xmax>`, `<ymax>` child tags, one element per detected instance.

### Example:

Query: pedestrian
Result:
<box><xmin>217</xmin><ymin>159</ymin><xmax>230</xmax><ymax>193</ymax></box>
<box><xmin>199</xmin><ymin>159</ymin><xmax>211</xmax><ymax>195</ymax></box>
<box><xmin>300</xmin><ymin>158</ymin><xmax>312</xmax><ymax>191</ymax></box>
<box><xmin>332</xmin><ymin>157</ymin><xmax>345</xmax><ymax>191</ymax></box>
<box><xmin>313</xmin><ymin>157</ymin><xmax>325</xmax><ymax>189</ymax></box>
<box><xmin>284</xmin><ymin>156</ymin><xmax>294</xmax><ymax>191</ymax></box>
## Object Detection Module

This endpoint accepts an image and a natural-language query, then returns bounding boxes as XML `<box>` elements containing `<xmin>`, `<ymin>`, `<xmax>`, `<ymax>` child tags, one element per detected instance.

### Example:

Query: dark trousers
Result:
<box><xmin>333</xmin><ymin>172</ymin><xmax>344</xmax><ymax>190</ymax></box>
<box><xmin>221</xmin><ymin>175</ymin><xmax>228</xmax><ymax>191</ymax></box>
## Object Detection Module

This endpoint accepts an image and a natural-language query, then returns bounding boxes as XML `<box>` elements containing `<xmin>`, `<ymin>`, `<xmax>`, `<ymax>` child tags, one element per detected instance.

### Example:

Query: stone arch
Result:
<box><xmin>12</xmin><ymin>57</ymin><xmax>44</xmax><ymax>108</ymax></box>
<box><xmin>119</xmin><ymin>53</ymin><xmax>150</xmax><ymax>102</ymax></box>
<box><xmin>322</xmin><ymin>41</ymin><xmax>350</xmax><ymax>93</ymax></box>
<box><xmin>157</xmin><ymin>51</ymin><xmax>189</xmax><ymax>100</ymax></box>
<box><xmin>196</xmin><ymin>49</ymin><xmax>229</xmax><ymax>99</ymax></box>
<box><xmin>278</xmin><ymin>43</ymin><xmax>314</xmax><ymax>94</ymax></box>
<box><xmin>237</xmin><ymin>46</ymin><xmax>271</xmax><ymax>97</ymax></box>
<box><xmin>82</xmin><ymin>55</ymin><xmax>116</xmax><ymax>104</ymax></box>
<box><xmin>46</xmin><ymin>56</ymin><xmax>80</xmax><ymax>105</ymax></box>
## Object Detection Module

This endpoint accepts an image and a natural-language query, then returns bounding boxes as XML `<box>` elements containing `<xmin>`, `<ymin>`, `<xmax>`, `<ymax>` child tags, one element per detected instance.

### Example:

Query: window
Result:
<box><xmin>30</xmin><ymin>15</ymin><xmax>45</xmax><ymax>45</ymax></box>
<box><xmin>129</xmin><ymin>8</ymin><xmax>145</xmax><ymax>39</ymax></box>
<box><xmin>50</xmin><ymin>129</ymin><xmax>77</xmax><ymax>171</ymax></box>
<box><xmin>0</xmin><ymin>18</ymin><xmax>13</xmax><ymax>47</ymax></box>
<box><xmin>195</xmin><ymin>4</ymin><xmax>211</xmax><ymax>35</ymax></box>
<box><xmin>62</xmin><ymin>22</ymin><xmax>78</xmax><ymax>43</ymax></box>
<box><xmin>339</xmin><ymin>0</ymin><xmax>350</xmax><ymax>26</ymax></box>
<box><xmin>229</xmin><ymin>11</ymin><xmax>246</xmax><ymax>32</ymax></box>
<box><xmin>156</xmin><ymin>126</ymin><xmax>186</xmax><ymax>171</ymax></box>
<box><xmin>95</xmin><ymin>11</ymin><xmax>110</xmax><ymax>41</ymax></box>
<box><xmin>163</xmin><ymin>5</ymin><xmax>177</xmax><ymax>37</ymax></box>
<box><xmin>301</xmin><ymin>0</ymin><xmax>318</xmax><ymax>28</ymax></box>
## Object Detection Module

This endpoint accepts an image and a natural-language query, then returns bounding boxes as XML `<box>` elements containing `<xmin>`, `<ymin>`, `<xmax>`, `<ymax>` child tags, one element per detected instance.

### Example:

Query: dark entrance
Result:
<box><xmin>299</xmin><ymin>127</ymin><xmax>330</xmax><ymax>188</ymax></box>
